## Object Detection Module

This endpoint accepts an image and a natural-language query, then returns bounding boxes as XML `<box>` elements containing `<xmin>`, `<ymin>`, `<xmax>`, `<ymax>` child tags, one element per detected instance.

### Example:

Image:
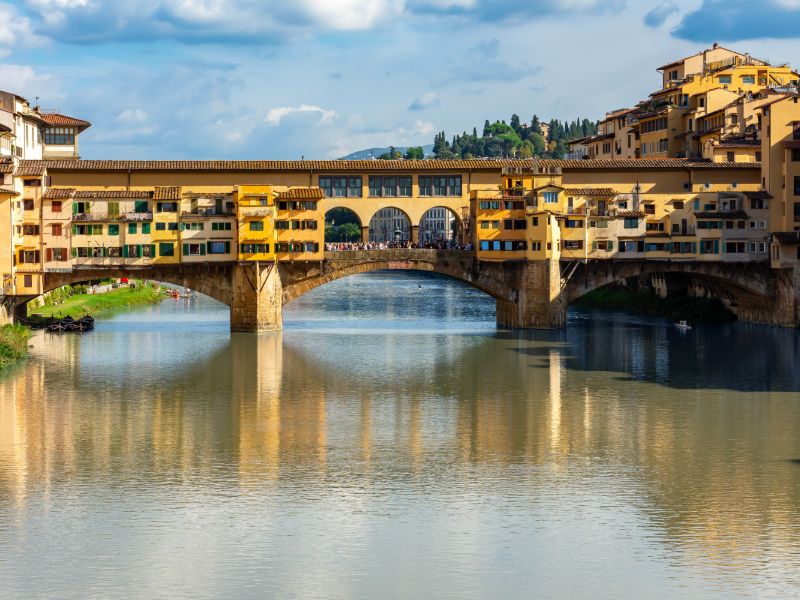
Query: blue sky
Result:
<box><xmin>2</xmin><ymin>0</ymin><xmax>799</xmax><ymax>159</ymax></box>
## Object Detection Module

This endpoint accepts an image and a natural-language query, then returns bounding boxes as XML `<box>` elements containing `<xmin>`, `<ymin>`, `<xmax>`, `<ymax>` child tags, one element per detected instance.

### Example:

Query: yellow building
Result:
<box><xmin>274</xmin><ymin>188</ymin><xmax>325</xmax><ymax>261</ymax></box>
<box><xmin>235</xmin><ymin>185</ymin><xmax>275</xmax><ymax>262</ymax></box>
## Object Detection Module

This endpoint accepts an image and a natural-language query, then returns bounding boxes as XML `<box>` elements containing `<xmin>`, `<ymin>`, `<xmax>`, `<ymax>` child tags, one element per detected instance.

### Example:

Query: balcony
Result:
<box><xmin>72</xmin><ymin>212</ymin><xmax>153</xmax><ymax>222</ymax></box>
<box><xmin>239</xmin><ymin>205</ymin><xmax>274</xmax><ymax>217</ymax></box>
<box><xmin>182</xmin><ymin>208</ymin><xmax>235</xmax><ymax>218</ymax></box>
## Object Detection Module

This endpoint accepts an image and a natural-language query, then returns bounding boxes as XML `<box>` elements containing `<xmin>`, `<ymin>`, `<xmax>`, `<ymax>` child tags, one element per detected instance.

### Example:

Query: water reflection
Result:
<box><xmin>0</xmin><ymin>274</ymin><xmax>799</xmax><ymax>599</ymax></box>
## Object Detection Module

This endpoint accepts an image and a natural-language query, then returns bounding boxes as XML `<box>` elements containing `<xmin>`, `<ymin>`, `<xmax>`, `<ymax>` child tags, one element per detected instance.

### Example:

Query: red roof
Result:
<box><xmin>40</xmin><ymin>113</ymin><xmax>92</xmax><ymax>131</ymax></box>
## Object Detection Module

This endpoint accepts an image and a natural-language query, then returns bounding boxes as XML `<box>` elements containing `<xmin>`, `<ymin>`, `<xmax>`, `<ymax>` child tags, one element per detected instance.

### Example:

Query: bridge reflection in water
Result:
<box><xmin>0</xmin><ymin>285</ymin><xmax>799</xmax><ymax>597</ymax></box>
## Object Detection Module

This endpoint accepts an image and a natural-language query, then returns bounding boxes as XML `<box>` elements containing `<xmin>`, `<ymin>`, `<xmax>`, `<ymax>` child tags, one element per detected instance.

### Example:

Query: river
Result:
<box><xmin>1</xmin><ymin>271</ymin><xmax>799</xmax><ymax>599</ymax></box>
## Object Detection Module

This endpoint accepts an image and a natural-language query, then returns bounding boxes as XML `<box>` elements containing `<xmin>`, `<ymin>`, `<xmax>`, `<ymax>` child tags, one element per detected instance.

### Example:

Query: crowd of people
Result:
<box><xmin>325</xmin><ymin>240</ymin><xmax>473</xmax><ymax>252</ymax></box>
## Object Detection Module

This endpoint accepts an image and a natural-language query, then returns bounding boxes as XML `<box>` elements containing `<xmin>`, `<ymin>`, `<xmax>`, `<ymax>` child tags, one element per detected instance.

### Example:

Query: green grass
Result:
<box><xmin>29</xmin><ymin>283</ymin><xmax>164</xmax><ymax>319</ymax></box>
<box><xmin>574</xmin><ymin>286</ymin><xmax>736</xmax><ymax>324</ymax></box>
<box><xmin>0</xmin><ymin>324</ymin><xmax>31</xmax><ymax>370</ymax></box>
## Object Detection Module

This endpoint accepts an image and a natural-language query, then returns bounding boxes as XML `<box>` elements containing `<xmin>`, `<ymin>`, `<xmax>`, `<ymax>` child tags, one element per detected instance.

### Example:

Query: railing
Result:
<box><xmin>72</xmin><ymin>212</ymin><xmax>153</xmax><ymax>222</ymax></box>
<box><xmin>239</xmin><ymin>207</ymin><xmax>273</xmax><ymax>217</ymax></box>
<box><xmin>182</xmin><ymin>208</ymin><xmax>235</xmax><ymax>217</ymax></box>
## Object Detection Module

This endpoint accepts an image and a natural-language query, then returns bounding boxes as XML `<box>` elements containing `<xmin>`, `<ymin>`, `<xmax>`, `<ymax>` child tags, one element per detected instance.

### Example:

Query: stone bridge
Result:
<box><xmin>3</xmin><ymin>250</ymin><xmax>798</xmax><ymax>330</ymax></box>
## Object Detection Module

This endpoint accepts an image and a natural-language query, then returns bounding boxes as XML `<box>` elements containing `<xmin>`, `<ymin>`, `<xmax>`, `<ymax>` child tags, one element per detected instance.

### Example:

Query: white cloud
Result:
<box><xmin>117</xmin><ymin>109</ymin><xmax>148</xmax><ymax>124</ymax></box>
<box><xmin>0</xmin><ymin>3</ymin><xmax>45</xmax><ymax>56</ymax></box>
<box><xmin>409</xmin><ymin>92</ymin><xmax>440</xmax><ymax>111</ymax></box>
<box><xmin>0</xmin><ymin>64</ymin><xmax>52</xmax><ymax>97</ymax></box>
<box><xmin>299</xmin><ymin>0</ymin><xmax>403</xmax><ymax>30</ymax></box>
<box><xmin>265</xmin><ymin>104</ymin><xmax>336</xmax><ymax>125</ymax></box>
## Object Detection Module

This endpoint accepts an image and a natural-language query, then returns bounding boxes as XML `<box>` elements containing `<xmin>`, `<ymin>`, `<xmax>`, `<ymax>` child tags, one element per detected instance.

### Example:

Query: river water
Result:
<box><xmin>1</xmin><ymin>272</ymin><xmax>799</xmax><ymax>600</ymax></box>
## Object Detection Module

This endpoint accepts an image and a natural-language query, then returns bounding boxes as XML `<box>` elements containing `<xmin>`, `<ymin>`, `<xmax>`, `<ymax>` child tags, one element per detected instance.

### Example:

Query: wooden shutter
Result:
<box><xmin>224</xmin><ymin>241</ymin><xmax>230</xmax><ymax>253</ymax></box>
<box><xmin>182</xmin><ymin>243</ymin><xmax>189</xmax><ymax>255</ymax></box>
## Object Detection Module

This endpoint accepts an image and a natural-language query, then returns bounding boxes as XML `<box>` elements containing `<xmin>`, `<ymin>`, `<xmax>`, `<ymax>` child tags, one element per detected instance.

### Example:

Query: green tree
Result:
<box><xmin>404</xmin><ymin>146</ymin><xmax>424</xmax><ymax>159</ymax></box>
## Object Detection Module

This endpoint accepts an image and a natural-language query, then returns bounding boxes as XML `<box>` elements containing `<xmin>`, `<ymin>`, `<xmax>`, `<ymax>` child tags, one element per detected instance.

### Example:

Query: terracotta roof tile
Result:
<box><xmin>717</xmin><ymin>138</ymin><xmax>761</xmax><ymax>148</ymax></box>
<box><xmin>0</xmin><ymin>162</ymin><xmax>13</xmax><ymax>173</ymax></box>
<box><xmin>695</xmin><ymin>210</ymin><xmax>749</xmax><ymax>219</ymax></box>
<box><xmin>19</xmin><ymin>158</ymin><xmax>761</xmax><ymax>174</ymax></box>
<box><xmin>744</xmin><ymin>191</ymin><xmax>773</xmax><ymax>200</ymax></box>
<box><xmin>40</xmin><ymin>113</ymin><xmax>92</xmax><ymax>130</ymax></box>
<box><xmin>276</xmin><ymin>187</ymin><xmax>325</xmax><ymax>200</ymax></box>
<box><xmin>15</xmin><ymin>164</ymin><xmax>46</xmax><ymax>177</ymax></box>
<box><xmin>153</xmin><ymin>186</ymin><xmax>181</xmax><ymax>200</ymax></box>
<box><xmin>617</xmin><ymin>210</ymin><xmax>645</xmax><ymax>218</ymax></box>
<box><xmin>0</xmin><ymin>185</ymin><xmax>18</xmax><ymax>195</ymax></box>
<box><xmin>563</xmin><ymin>187</ymin><xmax>617</xmax><ymax>197</ymax></box>
<box><xmin>74</xmin><ymin>190</ymin><xmax>154</xmax><ymax>199</ymax></box>
<box><xmin>43</xmin><ymin>188</ymin><xmax>75</xmax><ymax>199</ymax></box>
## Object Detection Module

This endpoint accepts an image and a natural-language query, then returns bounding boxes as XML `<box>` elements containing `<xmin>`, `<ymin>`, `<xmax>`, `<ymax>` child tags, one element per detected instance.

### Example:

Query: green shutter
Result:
<box><xmin>607</xmin><ymin>241</ymin><xmax>613</xmax><ymax>251</ymax></box>
<box><xmin>224</xmin><ymin>241</ymin><xmax>231</xmax><ymax>253</ymax></box>
<box><xmin>183</xmin><ymin>243</ymin><xmax>189</xmax><ymax>255</ymax></box>
<box><xmin>692</xmin><ymin>242</ymin><xmax>697</xmax><ymax>254</ymax></box>
<box><xmin>71</xmin><ymin>248</ymin><xmax>77</xmax><ymax>258</ymax></box>
<box><xmin>71</xmin><ymin>225</ymin><xmax>77</xmax><ymax>235</ymax></box>
<box><xmin>122</xmin><ymin>245</ymin><xmax>129</xmax><ymax>258</ymax></box>
<box><xmin>713</xmin><ymin>240</ymin><xmax>719</xmax><ymax>254</ymax></box>
<box><xmin>591</xmin><ymin>241</ymin><xmax>597</xmax><ymax>251</ymax></box>
<box><xmin>200</xmin><ymin>244</ymin><xmax>206</xmax><ymax>256</ymax></box>
<box><xmin>72</xmin><ymin>202</ymin><xmax>78</xmax><ymax>214</ymax></box>
<box><xmin>150</xmin><ymin>244</ymin><xmax>156</xmax><ymax>257</ymax></box>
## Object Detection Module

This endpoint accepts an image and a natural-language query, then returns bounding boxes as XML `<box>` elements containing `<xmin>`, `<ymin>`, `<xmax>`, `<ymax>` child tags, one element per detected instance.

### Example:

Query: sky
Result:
<box><xmin>2</xmin><ymin>0</ymin><xmax>800</xmax><ymax>160</ymax></box>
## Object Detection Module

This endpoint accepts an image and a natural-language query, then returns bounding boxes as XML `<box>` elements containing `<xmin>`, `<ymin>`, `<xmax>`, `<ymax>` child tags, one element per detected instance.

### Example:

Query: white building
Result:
<box><xmin>369</xmin><ymin>208</ymin><xmax>410</xmax><ymax>242</ymax></box>
<box><xmin>420</xmin><ymin>207</ymin><xmax>455</xmax><ymax>242</ymax></box>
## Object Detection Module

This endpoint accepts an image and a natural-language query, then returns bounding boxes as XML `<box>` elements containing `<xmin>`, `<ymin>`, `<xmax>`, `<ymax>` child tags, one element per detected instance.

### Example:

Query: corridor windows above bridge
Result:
<box><xmin>479</xmin><ymin>240</ymin><xmax>527</xmax><ymax>251</ymax></box>
<box><xmin>419</xmin><ymin>176</ymin><xmax>461</xmax><ymax>197</ymax></box>
<box><xmin>319</xmin><ymin>176</ymin><xmax>362</xmax><ymax>198</ymax></box>
<box><xmin>368</xmin><ymin>176</ymin><xmax>412</xmax><ymax>197</ymax></box>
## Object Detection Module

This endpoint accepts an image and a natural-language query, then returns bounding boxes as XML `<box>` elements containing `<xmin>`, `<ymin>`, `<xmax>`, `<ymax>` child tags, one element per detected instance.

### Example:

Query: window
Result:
<box><xmin>275</xmin><ymin>220</ymin><xmax>289</xmax><ymax>230</ymax></box>
<box><xmin>157</xmin><ymin>202</ymin><xmax>178</xmax><ymax>213</ymax></box>
<box><xmin>479</xmin><ymin>201</ymin><xmax>501</xmax><ymax>210</ymax></box>
<box><xmin>699</xmin><ymin>240</ymin><xmax>719</xmax><ymax>254</ymax></box>
<box><xmin>240</xmin><ymin>243</ymin><xmax>269</xmax><ymax>254</ymax></box>
<box><xmin>134</xmin><ymin>200</ymin><xmax>149</xmax><ymax>213</ymax></box>
<box><xmin>319</xmin><ymin>176</ymin><xmax>362</xmax><ymax>198</ymax></box>
<box><xmin>23</xmin><ymin>199</ymin><xmax>34</xmax><ymax>211</ymax></box>
<box><xmin>156</xmin><ymin>222</ymin><xmax>166</xmax><ymax>231</ymax></box>
<box><xmin>742</xmin><ymin>75</ymin><xmax>755</xmax><ymax>85</ymax></box>
<box><xmin>419</xmin><ymin>176</ymin><xmax>461</xmax><ymax>196</ymax></box>
<box><xmin>50</xmin><ymin>248</ymin><xmax>66</xmax><ymax>261</ymax></box>
<box><xmin>565</xmin><ymin>219</ymin><xmax>583</xmax><ymax>228</ymax></box>
<box><xmin>211</xmin><ymin>222</ymin><xmax>232</xmax><ymax>231</ymax></box>
<box><xmin>563</xmin><ymin>240</ymin><xmax>583</xmax><ymax>250</ymax></box>
<box><xmin>531</xmin><ymin>217</ymin><xmax>538</xmax><ymax>226</ymax></box>
<box><xmin>167</xmin><ymin>223</ymin><xmax>178</xmax><ymax>231</ymax></box>
<box><xmin>724</xmin><ymin>242</ymin><xmax>746</xmax><ymax>253</ymax></box>
<box><xmin>368</xmin><ymin>176</ymin><xmax>412</xmax><ymax>197</ymax></box>
<box><xmin>531</xmin><ymin>241</ymin><xmax>542</xmax><ymax>251</ymax></box>
<box><xmin>249</xmin><ymin>221</ymin><xmax>264</xmax><ymax>231</ymax></box>
<box><xmin>23</xmin><ymin>275</ymin><xmax>32</xmax><ymax>288</ymax></box>
<box><xmin>503</xmin><ymin>201</ymin><xmax>524</xmax><ymax>210</ymax></box>
<box><xmin>699</xmin><ymin>98</ymin><xmax>705</xmax><ymax>108</ymax></box>
<box><xmin>142</xmin><ymin>223</ymin><xmax>151</xmax><ymax>234</ymax></box>
<box><xmin>719</xmin><ymin>75</ymin><xmax>732</xmax><ymax>85</ymax></box>
<box><xmin>542</xmin><ymin>191</ymin><xmax>559</xmax><ymax>203</ymax></box>
<box><xmin>794</xmin><ymin>177</ymin><xmax>800</xmax><ymax>196</ymax></box>
<box><xmin>640</xmin><ymin>117</ymin><xmax>668</xmax><ymax>134</ymax></box>
<box><xmin>792</xmin><ymin>149</ymin><xmax>800</xmax><ymax>162</ymax></box>
<box><xmin>51</xmin><ymin>200</ymin><xmax>62</xmax><ymax>213</ymax></box>
<box><xmin>673</xmin><ymin>201</ymin><xmax>684</xmax><ymax>209</ymax></box>
<box><xmin>795</xmin><ymin>203</ymin><xmax>800</xmax><ymax>220</ymax></box>
<box><xmin>208</xmin><ymin>241</ymin><xmax>230</xmax><ymax>254</ymax></box>
<box><xmin>108</xmin><ymin>224</ymin><xmax>119</xmax><ymax>235</ymax></box>
<box><xmin>727</xmin><ymin>152</ymin><xmax>735</xmax><ymax>162</ymax></box>
<box><xmin>756</xmin><ymin>151</ymin><xmax>762</xmax><ymax>162</ymax></box>
<box><xmin>749</xmin><ymin>241</ymin><xmax>766</xmax><ymax>253</ymax></box>
<box><xmin>182</xmin><ymin>243</ymin><xmax>205</xmax><ymax>256</ymax></box>
<box><xmin>44</xmin><ymin>127</ymin><xmax>75</xmax><ymax>145</ymax></box>
<box><xmin>624</xmin><ymin>217</ymin><xmax>640</xmax><ymax>229</ymax></box>
<box><xmin>52</xmin><ymin>224</ymin><xmax>62</xmax><ymax>237</ymax></box>
<box><xmin>128</xmin><ymin>223</ymin><xmax>137</xmax><ymax>234</ymax></box>
<box><xmin>158</xmin><ymin>243</ymin><xmax>174</xmax><ymax>257</ymax></box>
<box><xmin>644</xmin><ymin>204</ymin><xmax>655</xmax><ymax>215</ymax></box>
<box><xmin>142</xmin><ymin>245</ymin><xmax>154</xmax><ymax>258</ymax></box>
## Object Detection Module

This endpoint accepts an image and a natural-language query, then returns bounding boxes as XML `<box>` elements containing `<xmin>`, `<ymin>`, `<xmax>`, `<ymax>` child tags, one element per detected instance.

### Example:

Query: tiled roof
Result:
<box><xmin>773</xmin><ymin>231</ymin><xmax>800</xmax><ymax>244</ymax></box>
<box><xmin>695</xmin><ymin>210</ymin><xmax>749</xmax><ymax>219</ymax></box>
<box><xmin>0</xmin><ymin>185</ymin><xmax>18</xmax><ymax>195</ymax></box>
<box><xmin>153</xmin><ymin>186</ymin><xmax>181</xmax><ymax>200</ymax></box>
<box><xmin>40</xmin><ymin>113</ymin><xmax>92</xmax><ymax>130</ymax></box>
<box><xmin>617</xmin><ymin>210</ymin><xmax>645</xmax><ymax>218</ymax></box>
<box><xmin>0</xmin><ymin>124</ymin><xmax>11</xmax><ymax>133</ymax></box>
<box><xmin>73</xmin><ymin>190</ymin><xmax>154</xmax><ymax>199</ymax></box>
<box><xmin>43</xmin><ymin>188</ymin><xmax>75</xmax><ymax>199</ymax></box>
<box><xmin>276</xmin><ymin>187</ymin><xmax>325</xmax><ymax>200</ymax></box>
<box><xmin>15</xmin><ymin>164</ymin><xmax>46</xmax><ymax>177</ymax></box>
<box><xmin>0</xmin><ymin>162</ymin><xmax>13</xmax><ymax>173</ymax></box>
<box><xmin>563</xmin><ymin>187</ymin><xmax>617</xmax><ymax>197</ymax></box>
<box><xmin>18</xmin><ymin>158</ymin><xmax>761</xmax><ymax>174</ymax></box>
<box><xmin>717</xmin><ymin>138</ymin><xmax>761</xmax><ymax>148</ymax></box>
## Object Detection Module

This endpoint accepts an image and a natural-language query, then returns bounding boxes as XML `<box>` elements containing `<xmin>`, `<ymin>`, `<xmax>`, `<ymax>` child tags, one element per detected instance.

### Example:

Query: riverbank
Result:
<box><xmin>574</xmin><ymin>286</ymin><xmax>736</xmax><ymax>324</ymax></box>
<box><xmin>29</xmin><ymin>283</ymin><xmax>164</xmax><ymax>319</ymax></box>
<box><xmin>0</xmin><ymin>324</ymin><xmax>31</xmax><ymax>370</ymax></box>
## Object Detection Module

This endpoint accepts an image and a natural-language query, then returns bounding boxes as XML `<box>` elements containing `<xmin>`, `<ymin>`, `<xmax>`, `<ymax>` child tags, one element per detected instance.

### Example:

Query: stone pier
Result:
<box><xmin>496</xmin><ymin>259</ymin><xmax>567</xmax><ymax>329</ymax></box>
<box><xmin>230</xmin><ymin>262</ymin><xmax>283</xmax><ymax>332</ymax></box>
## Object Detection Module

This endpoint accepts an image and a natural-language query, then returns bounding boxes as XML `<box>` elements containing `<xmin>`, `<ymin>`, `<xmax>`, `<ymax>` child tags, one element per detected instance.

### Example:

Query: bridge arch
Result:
<box><xmin>367</xmin><ymin>206</ymin><xmax>413</xmax><ymax>243</ymax></box>
<box><xmin>280</xmin><ymin>250</ymin><xmax>518</xmax><ymax>305</ymax></box>
<box><xmin>564</xmin><ymin>259</ymin><xmax>788</xmax><ymax>324</ymax></box>
<box><xmin>324</xmin><ymin>207</ymin><xmax>363</xmax><ymax>243</ymax></box>
<box><xmin>418</xmin><ymin>206</ymin><xmax>463</xmax><ymax>244</ymax></box>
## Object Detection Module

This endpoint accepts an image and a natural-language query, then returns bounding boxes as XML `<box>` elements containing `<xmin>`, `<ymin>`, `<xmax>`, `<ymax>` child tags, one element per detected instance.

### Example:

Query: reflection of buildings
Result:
<box><xmin>369</xmin><ymin>208</ymin><xmax>409</xmax><ymax>242</ymax></box>
<box><xmin>1</xmin><ymin>322</ymin><xmax>799</xmax><ymax>581</ymax></box>
<box><xmin>419</xmin><ymin>208</ymin><xmax>455</xmax><ymax>242</ymax></box>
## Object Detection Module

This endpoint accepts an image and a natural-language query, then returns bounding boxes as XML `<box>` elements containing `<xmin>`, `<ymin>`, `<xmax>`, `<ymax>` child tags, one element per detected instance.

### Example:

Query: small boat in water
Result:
<box><xmin>674</xmin><ymin>320</ymin><xmax>692</xmax><ymax>330</ymax></box>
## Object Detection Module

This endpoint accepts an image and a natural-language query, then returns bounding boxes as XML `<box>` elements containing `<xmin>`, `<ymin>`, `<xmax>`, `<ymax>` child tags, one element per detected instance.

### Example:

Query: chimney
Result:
<box><xmin>713</xmin><ymin>42</ymin><xmax>719</xmax><ymax>50</ymax></box>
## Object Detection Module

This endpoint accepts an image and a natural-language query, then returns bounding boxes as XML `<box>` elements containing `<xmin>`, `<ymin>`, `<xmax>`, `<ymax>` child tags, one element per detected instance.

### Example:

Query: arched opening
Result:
<box><xmin>418</xmin><ymin>206</ymin><xmax>462</xmax><ymax>245</ymax></box>
<box><xmin>324</xmin><ymin>207</ymin><xmax>363</xmax><ymax>243</ymax></box>
<box><xmin>368</xmin><ymin>207</ymin><xmax>411</xmax><ymax>243</ymax></box>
